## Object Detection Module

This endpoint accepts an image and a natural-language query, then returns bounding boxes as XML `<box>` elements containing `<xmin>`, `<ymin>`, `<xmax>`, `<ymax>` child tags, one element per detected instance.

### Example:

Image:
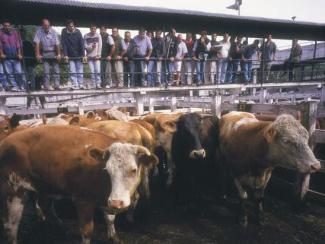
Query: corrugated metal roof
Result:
<box><xmin>2</xmin><ymin>0</ymin><xmax>325</xmax><ymax>40</ymax></box>
<box><xmin>17</xmin><ymin>0</ymin><xmax>325</xmax><ymax>27</ymax></box>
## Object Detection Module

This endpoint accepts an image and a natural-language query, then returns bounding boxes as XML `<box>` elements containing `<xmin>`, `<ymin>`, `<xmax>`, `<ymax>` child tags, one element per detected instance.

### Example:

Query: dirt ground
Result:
<box><xmin>17</xmin><ymin>190</ymin><xmax>325</xmax><ymax>244</ymax></box>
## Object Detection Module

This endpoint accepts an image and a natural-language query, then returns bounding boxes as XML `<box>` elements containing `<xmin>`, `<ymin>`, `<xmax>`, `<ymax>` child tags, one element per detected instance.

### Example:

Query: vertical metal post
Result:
<box><xmin>135</xmin><ymin>93</ymin><xmax>144</xmax><ymax>115</ymax></box>
<box><xmin>211</xmin><ymin>94</ymin><xmax>222</xmax><ymax>118</ymax></box>
<box><xmin>311</xmin><ymin>41</ymin><xmax>317</xmax><ymax>80</ymax></box>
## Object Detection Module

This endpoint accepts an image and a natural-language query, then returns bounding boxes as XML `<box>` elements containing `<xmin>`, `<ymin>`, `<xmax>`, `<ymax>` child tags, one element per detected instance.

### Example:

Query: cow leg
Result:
<box><xmin>254</xmin><ymin>170</ymin><xmax>272</xmax><ymax>225</ymax></box>
<box><xmin>1</xmin><ymin>193</ymin><xmax>25</xmax><ymax>244</ymax></box>
<box><xmin>75</xmin><ymin>201</ymin><xmax>95</xmax><ymax>244</ymax></box>
<box><xmin>234</xmin><ymin>178</ymin><xmax>248</xmax><ymax>227</ymax></box>
<box><xmin>126</xmin><ymin>191</ymin><xmax>140</xmax><ymax>224</ymax></box>
<box><xmin>38</xmin><ymin>196</ymin><xmax>63</xmax><ymax>226</ymax></box>
<box><xmin>104</xmin><ymin>213</ymin><xmax>122</xmax><ymax>244</ymax></box>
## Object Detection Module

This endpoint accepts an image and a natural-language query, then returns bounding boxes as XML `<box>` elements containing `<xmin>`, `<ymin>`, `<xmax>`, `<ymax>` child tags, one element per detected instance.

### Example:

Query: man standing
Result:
<box><xmin>34</xmin><ymin>19</ymin><xmax>61</xmax><ymax>91</ymax></box>
<box><xmin>110</xmin><ymin>27</ymin><xmax>126</xmax><ymax>88</ymax></box>
<box><xmin>182</xmin><ymin>33</ymin><xmax>195</xmax><ymax>85</ymax></box>
<box><xmin>242</xmin><ymin>39</ymin><xmax>260</xmax><ymax>83</ymax></box>
<box><xmin>164</xmin><ymin>28</ymin><xmax>178</xmax><ymax>85</ymax></box>
<box><xmin>226</xmin><ymin>36</ymin><xmax>243</xmax><ymax>83</ymax></box>
<box><xmin>216</xmin><ymin>33</ymin><xmax>231</xmax><ymax>83</ymax></box>
<box><xmin>84</xmin><ymin>24</ymin><xmax>102</xmax><ymax>89</ymax></box>
<box><xmin>209</xmin><ymin>33</ymin><xmax>220</xmax><ymax>84</ymax></box>
<box><xmin>174</xmin><ymin>34</ymin><xmax>187</xmax><ymax>86</ymax></box>
<box><xmin>283</xmin><ymin>38</ymin><xmax>302</xmax><ymax>81</ymax></box>
<box><xmin>61</xmin><ymin>20</ymin><xmax>85</xmax><ymax>89</ymax></box>
<box><xmin>123</xmin><ymin>31</ymin><xmax>135</xmax><ymax>87</ymax></box>
<box><xmin>193</xmin><ymin>30</ymin><xmax>211</xmax><ymax>85</ymax></box>
<box><xmin>260</xmin><ymin>34</ymin><xmax>276</xmax><ymax>82</ymax></box>
<box><xmin>0</xmin><ymin>20</ymin><xmax>25</xmax><ymax>91</ymax></box>
<box><xmin>148</xmin><ymin>30</ymin><xmax>165</xmax><ymax>87</ymax></box>
<box><xmin>99</xmin><ymin>26</ymin><xmax>109</xmax><ymax>87</ymax></box>
<box><xmin>132</xmin><ymin>28</ymin><xmax>152</xmax><ymax>87</ymax></box>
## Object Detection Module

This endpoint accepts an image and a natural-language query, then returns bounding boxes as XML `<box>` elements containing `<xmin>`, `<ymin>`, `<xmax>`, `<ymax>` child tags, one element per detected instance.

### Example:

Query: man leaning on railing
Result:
<box><xmin>34</xmin><ymin>19</ymin><xmax>61</xmax><ymax>91</ymax></box>
<box><xmin>0</xmin><ymin>20</ymin><xmax>25</xmax><ymax>91</ymax></box>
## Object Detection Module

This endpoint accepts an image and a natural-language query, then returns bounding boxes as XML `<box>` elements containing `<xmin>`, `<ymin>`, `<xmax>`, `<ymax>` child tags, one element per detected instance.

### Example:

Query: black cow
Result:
<box><xmin>171</xmin><ymin>113</ymin><xmax>220</xmax><ymax>211</ymax></box>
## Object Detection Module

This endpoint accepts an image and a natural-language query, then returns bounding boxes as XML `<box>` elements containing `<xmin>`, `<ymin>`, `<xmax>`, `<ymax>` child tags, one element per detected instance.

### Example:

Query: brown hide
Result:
<box><xmin>0</xmin><ymin>125</ymin><xmax>115</xmax><ymax>202</ymax></box>
<box><xmin>86</xmin><ymin>120</ymin><xmax>155</xmax><ymax>152</ymax></box>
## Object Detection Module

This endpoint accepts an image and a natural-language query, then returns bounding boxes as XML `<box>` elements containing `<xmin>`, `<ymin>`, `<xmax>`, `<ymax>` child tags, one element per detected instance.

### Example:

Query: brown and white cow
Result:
<box><xmin>219</xmin><ymin>111</ymin><xmax>321</xmax><ymax>226</ymax></box>
<box><xmin>0</xmin><ymin>125</ymin><xmax>158</xmax><ymax>244</ymax></box>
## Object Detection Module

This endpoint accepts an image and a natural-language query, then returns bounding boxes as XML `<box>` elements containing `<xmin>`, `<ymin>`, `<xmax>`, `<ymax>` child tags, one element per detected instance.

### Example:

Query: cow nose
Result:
<box><xmin>310</xmin><ymin>162</ymin><xmax>321</xmax><ymax>172</ymax></box>
<box><xmin>191</xmin><ymin>149</ymin><xmax>206</xmax><ymax>159</ymax></box>
<box><xmin>109</xmin><ymin>200</ymin><xmax>125</xmax><ymax>209</ymax></box>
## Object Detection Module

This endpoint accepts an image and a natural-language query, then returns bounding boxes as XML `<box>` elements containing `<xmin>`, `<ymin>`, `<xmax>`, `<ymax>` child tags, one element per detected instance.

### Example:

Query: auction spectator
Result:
<box><xmin>226</xmin><ymin>36</ymin><xmax>243</xmax><ymax>83</ymax></box>
<box><xmin>174</xmin><ymin>34</ymin><xmax>187</xmax><ymax>86</ymax></box>
<box><xmin>260</xmin><ymin>34</ymin><xmax>276</xmax><ymax>82</ymax></box>
<box><xmin>84</xmin><ymin>24</ymin><xmax>102</xmax><ymax>89</ymax></box>
<box><xmin>0</xmin><ymin>62</ymin><xmax>6</xmax><ymax>91</ymax></box>
<box><xmin>216</xmin><ymin>33</ymin><xmax>231</xmax><ymax>83</ymax></box>
<box><xmin>61</xmin><ymin>20</ymin><xmax>85</xmax><ymax>89</ymax></box>
<box><xmin>0</xmin><ymin>20</ymin><xmax>25</xmax><ymax>91</ymax></box>
<box><xmin>242</xmin><ymin>39</ymin><xmax>260</xmax><ymax>83</ymax></box>
<box><xmin>148</xmin><ymin>30</ymin><xmax>165</xmax><ymax>87</ymax></box>
<box><xmin>123</xmin><ymin>31</ymin><xmax>135</xmax><ymax>87</ymax></box>
<box><xmin>209</xmin><ymin>33</ymin><xmax>220</xmax><ymax>84</ymax></box>
<box><xmin>193</xmin><ymin>30</ymin><xmax>211</xmax><ymax>85</ymax></box>
<box><xmin>34</xmin><ymin>19</ymin><xmax>61</xmax><ymax>90</ymax></box>
<box><xmin>132</xmin><ymin>27</ymin><xmax>152</xmax><ymax>87</ymax></box>
<box><xmin>99</xmin><ymin>26</ymin><xmax>109</xmax><ymax>87</ymax></box>
<box><xmin>164</xmin><ymin>28</ymin><xmax>178</xmax><ymax>85</ymax></box>
<box><xmin>102</xmin><ymin>28</ymin><xmax>115</xmax><ymax>88</ymax></box>
<box><xmin>182</xmin><ymin>33</ymin><xmax>195</xmax><ymax>85</ymax></box>
<box><xmin>283</xmin><ymin>38</ymin><xmax>302</xmax><ymax>81</ymax></box>
<box><xmin>110</xmin><ymin>27</ymin><xmax>126</xmax><ymax>88</ymax></box>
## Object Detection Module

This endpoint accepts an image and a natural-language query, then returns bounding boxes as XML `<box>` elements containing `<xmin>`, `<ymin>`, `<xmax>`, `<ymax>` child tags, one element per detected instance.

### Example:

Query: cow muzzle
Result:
<box><xmin>189</xmin><ymin>149</ymin><xmax>206</xmax><ymax>159</ymax></box>
<box><xmin>108</xmin><ymin>199</ymin><xmax>125</xmax><ymax>209</ymax></box>
<box><xmin>310</xmin><ymin>161</ymin><xmax>321</xmax><ymax>173</ymax></box>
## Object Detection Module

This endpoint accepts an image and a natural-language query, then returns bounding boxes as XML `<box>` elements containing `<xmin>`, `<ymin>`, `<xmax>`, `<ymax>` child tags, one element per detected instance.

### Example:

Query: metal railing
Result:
<box><xmin>0</xmin><ymin>56</ymin><xmax>324</xmax><ymax>92</ymax></box>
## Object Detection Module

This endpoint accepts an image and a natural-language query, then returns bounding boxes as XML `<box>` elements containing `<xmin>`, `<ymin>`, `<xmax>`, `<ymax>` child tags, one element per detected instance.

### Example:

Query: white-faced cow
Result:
<box><xmin>0</xmin><ymin>125</ymin><xmax>158</xmax><ymax>244</ymax></box>
<box><xmin>219</xmin><ymin>111</ymin><xmax>321</xmax><ymax>226</ymax></box>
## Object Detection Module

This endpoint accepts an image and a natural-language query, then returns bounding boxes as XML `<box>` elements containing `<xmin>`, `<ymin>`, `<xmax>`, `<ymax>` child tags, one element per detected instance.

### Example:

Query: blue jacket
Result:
<box><xmin>61</xmin><ymin>28</ymin><xmax>84</xmax><ymax>57</ymax></box>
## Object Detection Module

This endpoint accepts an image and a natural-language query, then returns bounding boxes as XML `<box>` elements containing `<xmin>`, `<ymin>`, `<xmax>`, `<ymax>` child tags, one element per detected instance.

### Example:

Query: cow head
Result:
<box><xmin>176</xmin><ymin>113</ymin><xmax>206</xmax><ymax>159</ymax></box>
<box><xmin>90</xmin><ymin>143</ymin><xmax>158</xmax><ymax>213</ymax></box>
<box><xmin>265</xmin><ymin>114</ymin><xmax>321</xmax><ymax>174</ymax></box>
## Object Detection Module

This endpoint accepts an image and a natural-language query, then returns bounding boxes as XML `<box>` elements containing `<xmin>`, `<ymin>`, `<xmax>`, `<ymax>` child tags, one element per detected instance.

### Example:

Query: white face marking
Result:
<box><xmin>8</xmin><ymin>172</ymin><xmax>35</xmax><ymax>192</ymax></box>
<box><xmin>106</xmin><ymin>143</ymin><xmax>142</xmax><ymax>209</ymax></box>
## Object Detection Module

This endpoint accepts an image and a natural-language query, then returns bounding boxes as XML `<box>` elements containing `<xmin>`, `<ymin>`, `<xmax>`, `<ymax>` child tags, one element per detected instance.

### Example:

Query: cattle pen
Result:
<box><xmin>1</xmin><ymin>0</ymin><xmax>325</xmax><ymax>244</ymax></box>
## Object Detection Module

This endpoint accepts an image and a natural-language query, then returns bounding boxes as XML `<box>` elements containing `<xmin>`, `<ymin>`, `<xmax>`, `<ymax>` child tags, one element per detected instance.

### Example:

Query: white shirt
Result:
<box><xmin>217</xmin><ymin>40</ymin><xmax>231</xmax><ymax>58</ymax></box>
<box><xmin>175</xmin><ymin>41</ymin><xmax>188</xmax><ymax>59</ymax></box>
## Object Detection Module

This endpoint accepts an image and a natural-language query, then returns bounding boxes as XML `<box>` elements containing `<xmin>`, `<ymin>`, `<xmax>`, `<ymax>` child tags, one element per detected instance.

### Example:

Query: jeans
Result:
<box><xmin>43</xmin><ymin>60</ymin><xmax>60</xmax><ymax>89</ymax></box>
<box><xmin>195</xmin><ymin>59</ymin><xmax>206</xmax><ymax>84</ymax></box>
<box><xmin>209</xmin><ymin>59</ymin><xmax>217</xmax><ymax>84</ymax></box>
<box><xmin>242</xmin><ymin>60</ymin><xmax>253</xmax><ymax>82</ymax></box>
<box><xmin>88</xmin><ymin>59</ymin><xmax>101</xmax><ymax>87</ymax></box>
<box><xmin>134</xmin><ymin>60</ymin><xmax>147</xmax><ymax>86</ymax></box>
<box><xmin>3</xmin><ymin>59</ymin><xmax>25</xmax><ymax>88</ymax></box>
<box><xmin>217</xmin><ymin>58</ymin><xmax>228</xmax><ymax>83</ymax></box>
<box><xmin>69</xmin><ymin>60</ymin><xmax>84</xmax><ymax>87</ymax></box>
<box><xmin>124</xmin><ymin>60</ymin><xmax>135</xmax><ymax>87</ymax></box>
<box><xmin>260</xmin><ymin>61</ymin><xmax>272</xmax><ymax>82</ymax></box>
<box><xmin>182</xmin><ymin>60</ymin><xmax>193</xmax><ymax>85</ymax></box>
<box><xmin>0</xmin><ymin>62</ymin><xmax>6</xmax><ymax>89</ymax></box>
<box><xmin>148</xmin><ymin>60</ymin><xmax>162</xmax><ymax>86</ymax></box>
<box><xmin>100</xmin><ymin>60</ymin><xmax>107</xmax><ymax>85</ymax></box>
<box><xmin>226</xmin><ymin>60</ymin><xmax>240</xmax><ymax>82</ymax></box>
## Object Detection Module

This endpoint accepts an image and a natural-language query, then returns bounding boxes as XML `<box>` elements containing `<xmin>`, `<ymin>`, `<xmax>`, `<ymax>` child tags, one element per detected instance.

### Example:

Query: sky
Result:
<box><xmin>54</xmin><ymin>0</ymin><xmax>324</xmax><ymax>50</ymax></box>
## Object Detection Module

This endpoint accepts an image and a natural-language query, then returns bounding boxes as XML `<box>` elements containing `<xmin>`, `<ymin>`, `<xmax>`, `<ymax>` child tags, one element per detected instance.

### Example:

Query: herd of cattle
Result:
<box><xmin>0</xmin><ymin>107</ymin><xmax>321</xmax><ymax>244</ymax></box>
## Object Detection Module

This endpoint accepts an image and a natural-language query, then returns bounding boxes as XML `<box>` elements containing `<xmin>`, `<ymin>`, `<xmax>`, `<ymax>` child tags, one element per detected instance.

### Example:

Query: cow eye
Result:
<box><xmin>283</xmin><ymin>138</ymin><xmax>290</xmax><ymax>144</ymax></box>
<box><xmin>129</xmin><ymin>168</ymin><xmax>137</xmax><ymax>176</ymax></box>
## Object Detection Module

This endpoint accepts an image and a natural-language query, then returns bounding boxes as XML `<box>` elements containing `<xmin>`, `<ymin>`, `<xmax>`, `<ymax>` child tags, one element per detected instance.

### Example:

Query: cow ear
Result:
<box><xmin>89</xmin><ymin>147</ymin><xmax>111</xmax><ymax>162</ymax></box>
<box><xmin>265</xmin><ymin>126</ymin><xmax>277</xmax><ymax>143</ymax></box>
<box><xmin>69</xmin><ymin>116</ymin><xmax>80</xmax><ymax>125</ymax></box>
<box><xmin>138</xmin><ymin>154</ymin><xmax>159</xmax><ymax>169</ymax></box>
<box><xmin>161</xmin><ymin>120</ymin><xmax>177</xmax><ymax>133</ymax></box>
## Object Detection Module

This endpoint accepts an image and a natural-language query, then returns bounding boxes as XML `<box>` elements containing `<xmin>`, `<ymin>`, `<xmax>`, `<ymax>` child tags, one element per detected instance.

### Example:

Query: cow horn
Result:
<box><xmin>136</xmin><ymin>145</ymin><xmax>151</xmax><ymax>156</ymax></box>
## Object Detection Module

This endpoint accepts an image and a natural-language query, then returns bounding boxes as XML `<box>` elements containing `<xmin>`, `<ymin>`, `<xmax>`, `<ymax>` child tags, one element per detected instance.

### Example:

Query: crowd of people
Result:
<box><xmin>0</xmin><ymin>18</ymin><xmax>303</xmax><ymax>92</ymax></box>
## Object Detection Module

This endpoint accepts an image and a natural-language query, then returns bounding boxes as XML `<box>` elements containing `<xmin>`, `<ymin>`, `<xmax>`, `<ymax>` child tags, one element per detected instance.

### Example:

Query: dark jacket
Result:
<box><xmin>151</xmin><ymin>37</ymin><xmax>165</xmax><ymax>58</ymax></box>
<box><xmin>61</xmin><ymin>28</ymin><xmax>84</xmax><ymax>57</ymax></box>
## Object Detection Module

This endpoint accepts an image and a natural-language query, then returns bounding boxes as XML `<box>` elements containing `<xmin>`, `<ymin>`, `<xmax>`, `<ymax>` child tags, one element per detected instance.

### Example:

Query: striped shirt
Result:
<box><xmin>33</xmin><ymin>27</ymin><xmax>60</xmax><ymax>53</ymax></box>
